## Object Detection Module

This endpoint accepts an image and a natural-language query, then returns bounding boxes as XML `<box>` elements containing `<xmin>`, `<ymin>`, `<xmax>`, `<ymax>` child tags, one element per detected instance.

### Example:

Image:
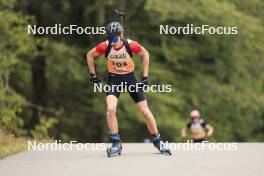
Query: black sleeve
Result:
<box><xmin>187</xmin><ymin>122</ymin><xmax>191</xmax><ymax>129</ymax></box>
<box><xmin>200</xmin><ymin>120</ymin><xmax>207</xmax><ymax>128</ymax></box>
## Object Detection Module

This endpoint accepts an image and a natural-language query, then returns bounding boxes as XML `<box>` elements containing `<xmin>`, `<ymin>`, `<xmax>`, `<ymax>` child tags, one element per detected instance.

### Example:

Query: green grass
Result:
<box><xmin>0</xmin><ymin>127</ymin><xmax>51</xmax><ymax>159</ymax></box>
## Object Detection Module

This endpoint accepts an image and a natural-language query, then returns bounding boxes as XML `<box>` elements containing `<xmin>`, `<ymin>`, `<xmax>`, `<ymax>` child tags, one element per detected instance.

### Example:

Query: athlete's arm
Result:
<box><xmin>205</xmin><ymin>124</ymin><xmax>214</xmax><ymax>136</ymax></box>
<box><xmin>137</xmin><ymin>46</ymin><xmax>149</xmax><ymax>77</ymax></box>
<box><xmin>86</xmin><ymin>42</ymin><xmax>106</xmax><ymax>76</ymax></box>
<box><xmin>181</xmin><ymin>127</ymin><xmax>188</xmax><ymax>137</ymax></box>
<box><xmin>86</xmin><ymin>48</ymin><xmax>101</xmax><ymax>76</ymax></box>
<box><xmin>181</xmin><ymin>122</ymin><xmax>191</xmax><ymax>137</ymax></box>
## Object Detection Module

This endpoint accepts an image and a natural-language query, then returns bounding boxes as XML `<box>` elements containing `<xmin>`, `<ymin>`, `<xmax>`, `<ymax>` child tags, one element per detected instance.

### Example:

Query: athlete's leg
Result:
<box><xmin>105</xmin><ymin>95</ymin><xmax>122</xmax><ymax>157</ymax></box>
<box><xmin>106</xmin><ymin>95</ymin><xmax>119</xmax><ymax>134</ymax></box>
<box><xmin>136</xmin><ymin>100</ymin><xmax>159</xmax><ymax>135</ymax></box>
<box><xmin>136</xmin><ymin>98</ymin><xmax>171</xmax><ymax>154</ymax></box>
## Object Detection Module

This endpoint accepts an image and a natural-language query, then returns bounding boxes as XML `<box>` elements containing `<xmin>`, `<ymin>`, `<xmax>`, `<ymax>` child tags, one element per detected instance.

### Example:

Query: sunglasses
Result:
<box><xmin>110</xmin><ymin>37</ymin><xmax>121</xmax><ymax>43</ymax></box>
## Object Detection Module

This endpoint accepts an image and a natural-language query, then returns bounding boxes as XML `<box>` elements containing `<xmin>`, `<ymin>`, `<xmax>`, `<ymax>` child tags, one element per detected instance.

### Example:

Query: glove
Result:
<box><xmin>90</xmin><ymin>74</ymin><xmax>101</xmax><ymax>85</ymax></box>
<box><xmin>140</xmin><ymin>76</ymin><xmax>149</xmax><ymax>86</ymax></box>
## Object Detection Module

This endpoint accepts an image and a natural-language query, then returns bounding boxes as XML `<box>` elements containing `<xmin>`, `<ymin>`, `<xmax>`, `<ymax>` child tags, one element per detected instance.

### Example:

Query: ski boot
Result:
<box><xmin>151</xmin><ymin>134</ymin><xmax>172</xmax><ymax>155</ymax></box>
<box><xmin>106</xmin><ymin>133</ymin><xmax>122</xmax><ymax>157</ymax></box>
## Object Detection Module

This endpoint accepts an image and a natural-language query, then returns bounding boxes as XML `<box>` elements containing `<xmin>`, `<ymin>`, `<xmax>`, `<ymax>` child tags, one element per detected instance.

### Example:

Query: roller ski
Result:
<box><xmin>106</xmin><ymin>133</ymin><xmax>122</xmax><ymax>157</ymax></box>
<box><xmin>152</xmin><ymin>134</ymin><xmax>172</xmax><ymax>155</ymax></box>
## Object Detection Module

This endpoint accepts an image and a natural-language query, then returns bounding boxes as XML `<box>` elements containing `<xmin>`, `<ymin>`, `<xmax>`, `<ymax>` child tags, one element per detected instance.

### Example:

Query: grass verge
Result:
<box><xmin>0</xmin><ymin>127</ymin><xmax>51</xmax><ymax>159</ymax></box>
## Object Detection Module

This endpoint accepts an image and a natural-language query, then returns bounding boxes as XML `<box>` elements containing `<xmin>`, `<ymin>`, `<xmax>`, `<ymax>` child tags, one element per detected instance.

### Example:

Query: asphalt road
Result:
<box><xmin>0</xmin><ymin>143</ymin><xmax>263</xmax><ymax>176</ymax></box>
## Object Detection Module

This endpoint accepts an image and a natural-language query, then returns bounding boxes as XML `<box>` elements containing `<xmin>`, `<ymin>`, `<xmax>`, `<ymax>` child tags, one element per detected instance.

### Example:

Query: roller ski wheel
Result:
<box><xmin>106</xmin><ymin>144</ymin><xmax>122</xmax><ymax>157</ymax></box>
<box><xmin>159</xmin><ymin>145</ymin><xmax>172</xmax><ymax>155</ymax></box>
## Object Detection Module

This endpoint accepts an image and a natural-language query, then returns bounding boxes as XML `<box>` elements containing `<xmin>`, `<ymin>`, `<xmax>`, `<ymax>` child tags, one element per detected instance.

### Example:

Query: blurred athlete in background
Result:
<box><xmin>181</xmin><ymin>109</ymin><xmax>214</xmax><ymax>142</ymax></box>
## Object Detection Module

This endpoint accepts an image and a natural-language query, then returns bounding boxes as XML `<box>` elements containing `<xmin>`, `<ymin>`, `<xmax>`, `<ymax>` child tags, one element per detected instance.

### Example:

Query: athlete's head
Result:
<box><xmin>106</xmin><ymin>22</ymin><xmax>124</xmax><ymax>47</ymax></box>
<box><xmin>190</xmin><ymin>109</ymin><xmax>200</xmax><ymax>121</ymax></box>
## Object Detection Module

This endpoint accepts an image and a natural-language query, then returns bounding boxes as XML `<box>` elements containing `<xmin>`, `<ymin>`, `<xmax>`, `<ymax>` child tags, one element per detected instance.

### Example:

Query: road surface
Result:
<box><xmin>0</xmin><ymin>143</ymin><xmax>263</xmax><ymax>176</ymax></box>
